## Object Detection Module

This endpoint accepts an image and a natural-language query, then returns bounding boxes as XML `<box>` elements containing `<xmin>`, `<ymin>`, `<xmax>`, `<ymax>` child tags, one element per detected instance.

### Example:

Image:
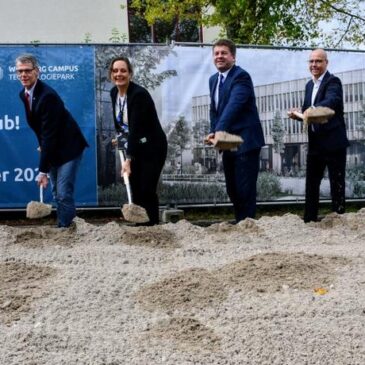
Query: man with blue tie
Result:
<box><xmin>207</xmin><ymin>39</ymin><xmax>265</xmax><ymax>222</ymax></box>
<box><xmin>288</xmin><ymin>48</ymin><xmax>349</xmax><ymax>222</ymax></box>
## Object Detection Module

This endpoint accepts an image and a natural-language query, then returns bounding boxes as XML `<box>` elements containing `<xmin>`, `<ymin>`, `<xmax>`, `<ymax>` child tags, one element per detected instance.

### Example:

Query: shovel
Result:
<box><xmin>26</xmin><ymin>185</ymin><xmax>52</xmax><ymax>219</ymax></box>
<box><xmin>118</xmin><ymin>149</ymin><xmax>149</xmax><ymax>223</ymax></box>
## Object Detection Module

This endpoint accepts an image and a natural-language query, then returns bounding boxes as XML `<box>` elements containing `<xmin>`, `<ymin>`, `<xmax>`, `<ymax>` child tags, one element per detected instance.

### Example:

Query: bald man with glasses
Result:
<box><xmin>289</xmin><ymin>48</ymin><xmax>349</xmax><ymax>223</ymax></box>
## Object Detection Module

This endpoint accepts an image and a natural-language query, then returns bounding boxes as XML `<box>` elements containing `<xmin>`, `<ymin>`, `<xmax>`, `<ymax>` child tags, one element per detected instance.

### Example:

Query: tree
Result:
<box><xmin>166</xmin><ymin>116</ymin><xmax>191</xmax><ymax>174</ymax></box>
<box><xmin>127</xmin><ymin>0</ymin><xmax>201</xmax><ymax>42</ymax></box>
<box><xmin>272</xmin><ymin>110</ymin><xmax>285</xmax><ymax>174</ymax></box>
<box><xmin>272</xmin><ymin>110</ymin><xmax>285</xmax><ymax>154</ymax></box>
<box><xmin>130</xmin><ymin>0</ymin><xmax>365</xmax><ymax>48</ymax></box>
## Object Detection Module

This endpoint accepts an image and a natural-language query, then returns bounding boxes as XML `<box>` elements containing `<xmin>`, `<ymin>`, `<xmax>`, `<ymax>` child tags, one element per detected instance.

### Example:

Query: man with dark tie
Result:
<box><xmin>16</xmin><ymin>54</ymin><xmax>88</xmax><ymax>228</ymax></box>
<box><xmin>207</xmin><ymin>39</ymin><xmax>265</xmax><ymax>222</ymax></box>
<box><xmin>288</xmin><ymin>48</ymin><xmax>349</xmax><ymax>222</ymax></box>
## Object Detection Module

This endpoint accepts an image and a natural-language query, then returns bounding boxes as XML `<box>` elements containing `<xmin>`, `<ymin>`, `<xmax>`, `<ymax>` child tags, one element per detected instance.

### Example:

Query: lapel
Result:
<box><xmin>210</xmin><ymin>73</ymin><xmax>219</xmax><ymax>111</ymax></box>
<box><xmin>30</xmin><ymin>80</ymin><xmax>43</xmax><ymax>116</ymax></box>
<box><xmin>217</xmin><ymin>66</ymin><xmax>236</xmax><ymax>114</ymax></box>
<box><xmin>304</xmin><ymin>81</ymin><xmax>314</xmax><ymax>107</ymax></box>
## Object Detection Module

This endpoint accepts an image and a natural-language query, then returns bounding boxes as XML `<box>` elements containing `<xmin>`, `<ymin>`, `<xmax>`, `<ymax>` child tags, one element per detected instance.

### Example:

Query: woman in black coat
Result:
<box><xmin>109</xmin><ymin>56</ymin><xmax>167</xmax><ymax>225</ymax></box>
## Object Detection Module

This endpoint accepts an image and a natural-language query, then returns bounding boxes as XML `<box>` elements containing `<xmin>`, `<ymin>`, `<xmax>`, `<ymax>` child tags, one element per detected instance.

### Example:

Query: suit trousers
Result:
<box><xmin>129</xmin><ymin>143</ymin><xmax>167</xmax><ymax>225</ymax></box>
<box><xmin>304</xmin><ymin>148</ymin><xmax>347</xmax><ymax>223</ymax></box>
<box><xmin>222</xmin><ymin>148</ymin><xmax>261</xmax><ymax>223</ymax></box>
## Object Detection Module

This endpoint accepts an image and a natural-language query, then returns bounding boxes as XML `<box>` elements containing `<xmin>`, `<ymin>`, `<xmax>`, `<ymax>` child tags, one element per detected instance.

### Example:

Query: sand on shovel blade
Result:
<box><xmin>26</xmin><ymin>201</ymin><xmax>53</xmax><ymax>219</ymax></box>
<box><xmin>122</xmin><ymin>203</ymin><xmax>149</xmax><ymax>223</ymax></box>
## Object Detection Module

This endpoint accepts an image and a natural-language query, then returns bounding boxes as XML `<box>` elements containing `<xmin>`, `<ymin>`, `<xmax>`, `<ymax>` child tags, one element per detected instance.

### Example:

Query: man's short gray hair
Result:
<box><xmin>15</xmin><ymin>54</ymin><xmax>40</xmax><ymax>69</ymax></box>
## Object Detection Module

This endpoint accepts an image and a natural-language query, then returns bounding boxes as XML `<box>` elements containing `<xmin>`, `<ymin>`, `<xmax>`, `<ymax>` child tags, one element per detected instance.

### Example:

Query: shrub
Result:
<box><xmin>257</xmin><ymin>172</ymin><xmax>281</xmax><ymax>201</ymax></box>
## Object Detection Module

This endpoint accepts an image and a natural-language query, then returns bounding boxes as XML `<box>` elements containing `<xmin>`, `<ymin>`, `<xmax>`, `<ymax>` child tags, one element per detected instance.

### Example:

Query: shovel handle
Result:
<box><xmin>40</xmin><ymin>185</ymin><xmax>44</xmax><ymax>203</ymax></box>
<box><xmin>118</xmin><ymin>150</ymin><xmax>133</xmax><ymax>204</ymax></box>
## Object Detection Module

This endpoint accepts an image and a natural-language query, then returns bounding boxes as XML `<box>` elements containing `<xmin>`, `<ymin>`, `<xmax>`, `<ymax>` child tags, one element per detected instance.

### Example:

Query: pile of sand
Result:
<box><xmin>1</xmin><ymin>210</ymin><xmax>365</xmax><ymax>364</ymax></box>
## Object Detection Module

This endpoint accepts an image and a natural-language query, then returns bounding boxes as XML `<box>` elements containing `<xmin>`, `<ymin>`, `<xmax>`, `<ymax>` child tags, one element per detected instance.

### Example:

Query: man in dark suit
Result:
<box><xmin>207</xmin><ymin>39</ymin><xmax>265</xmax><ymax>222</ymax></box>
<box><xmin>16</xmin><ymin>54</ymin><xmax>88</xmax><ymax>227</ymax></box>
<box><xmin>289</xmin><ymin>48</ymin><xmax>349</xmax><ymax>222</ymax></box>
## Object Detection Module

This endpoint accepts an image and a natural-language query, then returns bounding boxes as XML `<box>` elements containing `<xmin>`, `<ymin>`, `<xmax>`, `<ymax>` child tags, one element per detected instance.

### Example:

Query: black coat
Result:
<box><xmin>302</xmin><ymin>71</ymin><xmax>349</xmax><ymax>154</ymax></box>
<box><xmin>19</xmin><ymin>80</ymin><xmax>88</xmax><ymax>172</ymax></box>
<box><xmin>110</xmin><ymin>81</ymin><xmax>167</xmax><ymax>159</ymax></box>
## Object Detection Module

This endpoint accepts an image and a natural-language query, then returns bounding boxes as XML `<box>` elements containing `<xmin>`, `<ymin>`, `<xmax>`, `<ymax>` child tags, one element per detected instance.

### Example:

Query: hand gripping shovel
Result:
<box><xmin>118</xmin><ymin>150</ymin><xmax>149</xmax><ymax>223</ymax></box>
<box><xmin>26</xmin><ymin>185</ymin><xmax>52</xmax><ymax>219</ymax></box>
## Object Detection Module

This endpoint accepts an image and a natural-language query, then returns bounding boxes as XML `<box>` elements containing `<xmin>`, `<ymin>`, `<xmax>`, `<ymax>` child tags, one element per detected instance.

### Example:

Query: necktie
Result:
<box><xmin>218</xmin><ymin>74</ymin><xmax>224</xmax><ymax>102</ymax></box>
<box><xmin>25</xmin><ymin>92</ymin><xmax>31</xmax><ymax>114</ymax></box>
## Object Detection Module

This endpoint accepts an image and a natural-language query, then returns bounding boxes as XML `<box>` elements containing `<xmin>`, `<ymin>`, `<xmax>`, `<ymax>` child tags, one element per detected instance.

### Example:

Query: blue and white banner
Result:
<box><xmin>1</xmin><ymin>44</ymin><xmax>365</xmax><ymax>208</ymax></box>
<box><xmin>0</xmin><ymin>46</ymin><xmax>97</xmax><ymax>208</ymax></box>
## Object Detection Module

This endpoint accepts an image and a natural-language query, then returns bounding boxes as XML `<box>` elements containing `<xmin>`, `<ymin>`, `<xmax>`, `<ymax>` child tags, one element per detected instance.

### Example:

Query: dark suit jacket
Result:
<box><xmin>19</xmin><ymin>80</ymin><xmax>88</xmax><ymax>173</ymax></box>
<box><xmin>302</xmin><ymin>71</ymin><xmax>349</xmax><ymax>154</ymax></box>
<box><xmin>209</xmin><ymin>65</ymin><xmax>265</xmax><ymax>153</ymax></box>
<box><xmin>110</xmin><ymin>81</ymin><xmax>167</xmax><ymax>159</ymax></box>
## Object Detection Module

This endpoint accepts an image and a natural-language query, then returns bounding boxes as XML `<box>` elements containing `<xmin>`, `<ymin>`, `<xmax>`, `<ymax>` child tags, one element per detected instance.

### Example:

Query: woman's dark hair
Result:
<box><xmin>108</xmin><ymin>56</ymin><xmax>134</xmax><ymax>79</ymax></box>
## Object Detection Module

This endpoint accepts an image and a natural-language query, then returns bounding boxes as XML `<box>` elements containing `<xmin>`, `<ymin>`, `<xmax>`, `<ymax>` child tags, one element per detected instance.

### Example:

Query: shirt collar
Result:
<box><xmin>25</xmin><ymin>80</ymin><xmax>37</xmax><ymax>98</ymax></box>
<box><xmin>219</xmin><ymin>67</ymin><xmax>233</xmax><ymax>80</ymax></box>
<box><xmin>312</xmin><ymin>70</ymin><xmax>327</xmax><ymax>84</ymax></box>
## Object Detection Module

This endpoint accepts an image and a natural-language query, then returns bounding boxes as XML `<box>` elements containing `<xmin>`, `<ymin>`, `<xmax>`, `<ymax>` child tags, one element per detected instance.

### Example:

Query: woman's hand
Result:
<box><xmin>121</xmin><ymin>158</ymin><xmax>131</xmax><ymax>177</ymax></box>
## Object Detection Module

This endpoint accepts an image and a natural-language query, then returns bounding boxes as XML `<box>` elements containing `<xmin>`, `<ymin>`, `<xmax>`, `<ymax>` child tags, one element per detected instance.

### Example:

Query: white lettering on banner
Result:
<box><xmin>40</xmin><ymin>73</ymin><xmax>75</xmax><ymax>81</ymax></box>
<box><xmin>0</xmin><ymin>171</ymin><xmax>10</xmax><ymax>182</ymax></box>
<box><xmin>0</xmin><ymin>168</ymin><xmax>39</xmax><ymax>183</ymax></box>
<box><xmin>0</xmin><ymin>115</ymin><xmax>20</xmax><ymax>130</ymax></box>
<box><xmin>8</xmin><ymin>64</ymin><xmax>79</xmax><ymax>81</ymax></box>
<box><xmin>48</xmin><ymin>65</ymin><xmax>79</xmax><ymax>72</ymax></box>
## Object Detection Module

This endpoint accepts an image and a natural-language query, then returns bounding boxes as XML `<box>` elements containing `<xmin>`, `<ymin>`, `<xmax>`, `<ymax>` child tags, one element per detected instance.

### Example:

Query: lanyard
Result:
<box><xmin>117</xmin><ymin>96</ymin><xmax>127</xmax><ymax>125</ymax></box>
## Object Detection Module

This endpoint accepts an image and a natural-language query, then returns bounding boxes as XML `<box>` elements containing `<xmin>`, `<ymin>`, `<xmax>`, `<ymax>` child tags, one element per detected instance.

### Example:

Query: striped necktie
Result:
<box><xmin>25</xmin><ymin>92</ymin><xmax>31</xmax><ymax>114</ymax></box>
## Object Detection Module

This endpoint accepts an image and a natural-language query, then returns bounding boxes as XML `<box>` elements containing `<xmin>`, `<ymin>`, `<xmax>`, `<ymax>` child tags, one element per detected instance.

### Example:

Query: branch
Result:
<box><xmin>320</xmin><ymin>0</ymin><xmax>365</xmax><ymax>22</ymax></box>
<box><xmin>334</xmin><ymin>16</ymin><xmax>353</xmax><ymax>48</ymax></box>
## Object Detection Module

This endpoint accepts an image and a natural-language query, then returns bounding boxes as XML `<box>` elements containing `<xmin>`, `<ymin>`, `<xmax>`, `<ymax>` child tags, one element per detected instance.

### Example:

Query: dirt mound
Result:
<box><xmin>120</xmin><ymin>226</ymin><xmax>178</xmax><ymax>248</ymax></box>
<box><xmin>218</xmin><ymin>252</ymin><xmax>350</xmax><ymax>293</ymax></box>
<box><xmin>11</xmin><ymin>226</ymin><xmax>77</xmax><ymax>248</ymax></box>
<box><xmin>0</xmin><ymin>261</ymin><xmax>56</xmax><ymax>324</ymax></box>
<box><xmin>136</xmin><ymin>268</ymin><xmax>227</xmax><ymax>312</ymax></box>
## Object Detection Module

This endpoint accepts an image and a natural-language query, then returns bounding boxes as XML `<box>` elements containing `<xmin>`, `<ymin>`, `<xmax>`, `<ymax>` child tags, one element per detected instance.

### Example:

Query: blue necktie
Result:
<box><xmin>218</xmin><ymin>74</ymin><xmax>224</xmax><ymax>102</ymax></box>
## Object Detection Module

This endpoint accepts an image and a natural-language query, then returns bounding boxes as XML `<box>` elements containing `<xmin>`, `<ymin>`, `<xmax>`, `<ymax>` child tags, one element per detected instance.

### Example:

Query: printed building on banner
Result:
<box><xmin>192</xmin><ymin>68</ymin><xmax>365</xmax><ymax>175</ymax></box>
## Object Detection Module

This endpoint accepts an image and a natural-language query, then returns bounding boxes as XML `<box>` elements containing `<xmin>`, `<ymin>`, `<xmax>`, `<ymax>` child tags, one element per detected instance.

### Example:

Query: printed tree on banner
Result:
<box><xmin>272</xmin><ymin>110</ymin><xmax>285</xmax><ymax>174</ymax></box>
<box><xmin>192</xmin><ymin>119</ymin><xmax>217</xmax><ymax>173</ymax></box>
<box><xmin>167</xmin><ymin>116</ymin><xmax>190</xmax><ymax>175</ymax></box>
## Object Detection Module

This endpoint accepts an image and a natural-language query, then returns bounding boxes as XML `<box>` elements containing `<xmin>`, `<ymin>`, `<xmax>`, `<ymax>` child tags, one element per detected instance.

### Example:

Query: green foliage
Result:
<box><xmin>272</xmin><ymin>110</ymin><xmax>285</xmax><ymax>154</ymax></box>
<box><xmin>166</xmin><ymin>116</ymin><xmax>191</xmax><ymax>171</ymax></box>
<box><xmin>98</xmin><ymin>172</ymin><xmax>282</xmax><ymax>206</ymax></box>
<box><xmin>84</xmin><ymin>33</ymin><xmax>92</xmax><ymax>43</ymax></box>
<box><xmin>130</xmin><ymin>0</ymin><xmax>365</xmax><ymax>47</ymax></box>
<box><xmin>159</xmin><ymin>182</ymin><xmax>229</xmax><ymax>204</ymax></box>
<box><xmin>346</xmin><ymin>165</ymin><xmax>365</xmax><ymax>198</ymax></box>
<box><xmin>257</xmin><ymin>172</ymin><xmax>281</xmax><ymax>201</ymax></box>
<box><xmin>95</xmin><ymin>45</ymin><xmax>177</xmax><ymax>89</ymax></box>
<box><xmin>109</xmin><ymin>28</ymin><xmax>128</xmax><ymax>43</ymax></box>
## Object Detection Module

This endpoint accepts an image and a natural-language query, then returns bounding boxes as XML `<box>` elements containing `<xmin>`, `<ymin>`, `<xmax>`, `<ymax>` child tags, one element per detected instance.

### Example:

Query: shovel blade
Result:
<box><xmin>26</xmin><ymin>201</ymin><xmax>52</xmax><ymax>219</ymax></box>
<box><xmin>121</xmin><ymin>203</ymin><xmax>149</xmax><ymax>223</ymax></box>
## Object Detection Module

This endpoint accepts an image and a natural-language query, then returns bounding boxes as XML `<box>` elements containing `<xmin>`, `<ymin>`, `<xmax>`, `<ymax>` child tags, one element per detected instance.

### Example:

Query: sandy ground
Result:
<box><xmin>1</xmin><ymin>210</ymin><xmax>365</xmax><ymax>365</ymax></box>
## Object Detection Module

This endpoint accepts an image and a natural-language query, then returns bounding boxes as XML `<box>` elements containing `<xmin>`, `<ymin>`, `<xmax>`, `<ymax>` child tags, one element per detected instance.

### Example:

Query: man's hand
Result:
<box><xmin>36</xmin><ymin>173</ymin><xmax>49</xmax><ymax>188</ymax></box>
<box><xmin>287</xmin><ymin>108</ymin><xmax>303</xmax><ymax>120</ymax></box>
<box><xmin>204</xmin><ymin>133</ymin><xmax>215</xmax><ymax>145</ymax></box>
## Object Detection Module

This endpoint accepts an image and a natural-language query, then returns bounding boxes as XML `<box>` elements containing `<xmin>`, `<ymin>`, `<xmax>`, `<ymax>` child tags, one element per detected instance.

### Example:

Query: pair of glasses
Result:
<box><xmin>16</xmin><ymin>68</ymin><xmax>35</xmax><ymax>75</ymax></box>
<box><xmin>308</xmin><ymin>59</ymin><xmax>324</xmax><ymax>64</ymax></box>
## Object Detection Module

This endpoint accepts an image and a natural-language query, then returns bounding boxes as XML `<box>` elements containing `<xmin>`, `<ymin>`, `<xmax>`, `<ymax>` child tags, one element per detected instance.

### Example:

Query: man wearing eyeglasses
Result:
<box><xmin>16</xmin><ymin>54</ymin><xmax>88</xmax><ymax>228</ymax></box>
<box><xmin>288</xmin><ymin>48</ymin><xmax>349</xmax><ymax>223</ymax></box>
